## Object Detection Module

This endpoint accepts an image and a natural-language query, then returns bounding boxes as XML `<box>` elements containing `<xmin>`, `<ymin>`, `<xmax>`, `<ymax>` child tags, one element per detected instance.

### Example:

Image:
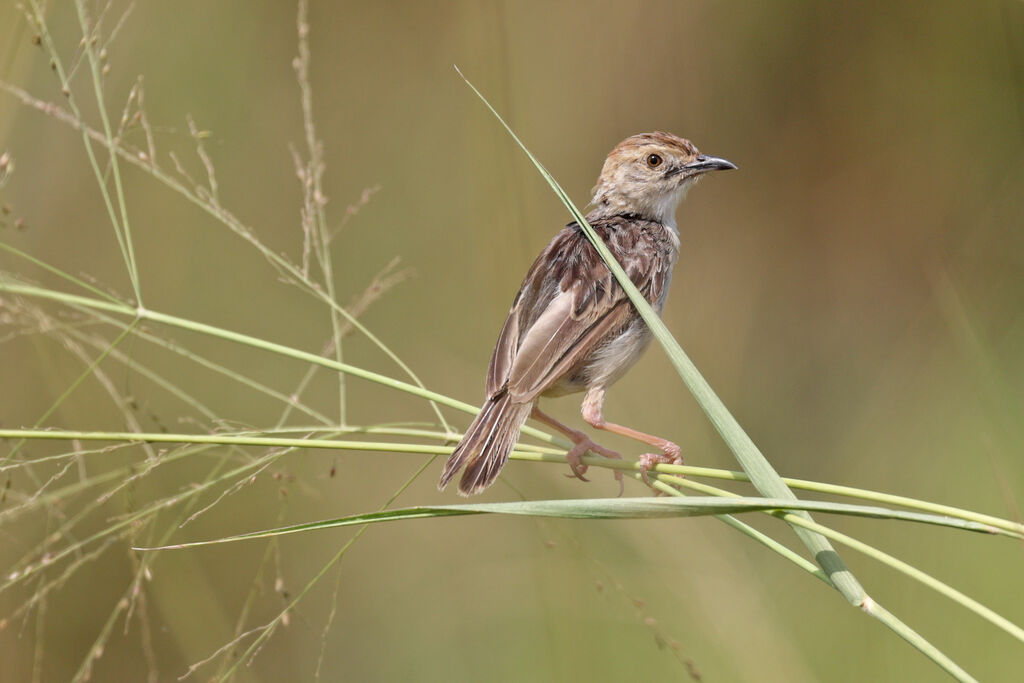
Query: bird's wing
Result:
<box><xmin>505</xmin><ymin>287</ymin><xmax>633</xmax><ymax>402</ymax></box>
<box><xmin>485</xmin><ymin>291</ymin><xmax>521</xmax><ymax>398</ymax></box>
<box><xmin>486</xmin><ymin>225</ymin><xmax>586</xmax><ymax>396</ymax></box>
<box><xmin>485</xmin><ymin>221</ymin><xmax>664</xmax><ymax>402</ymax></box>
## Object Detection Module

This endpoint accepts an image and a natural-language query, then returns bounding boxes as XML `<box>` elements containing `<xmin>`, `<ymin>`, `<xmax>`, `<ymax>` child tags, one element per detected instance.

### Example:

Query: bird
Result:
<box><xmin>439</xmin><ymin>132</ymin><xmax>736</xmax><ymax>496</ymax></box>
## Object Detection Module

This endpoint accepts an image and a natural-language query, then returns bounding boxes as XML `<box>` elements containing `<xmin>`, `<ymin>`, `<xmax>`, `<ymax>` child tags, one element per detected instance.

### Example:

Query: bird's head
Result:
<box><xmin>590</xmin><ymin>131</ymin><xmax>735</xmax><ymax>227</ymax></box>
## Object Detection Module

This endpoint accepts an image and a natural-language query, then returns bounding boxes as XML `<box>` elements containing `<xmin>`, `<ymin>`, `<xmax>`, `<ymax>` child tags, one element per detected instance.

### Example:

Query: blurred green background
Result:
<box><xmin>2</xmin><ymin>1</ymin><xmax>1023</xmax><ymax>681</ymax></box>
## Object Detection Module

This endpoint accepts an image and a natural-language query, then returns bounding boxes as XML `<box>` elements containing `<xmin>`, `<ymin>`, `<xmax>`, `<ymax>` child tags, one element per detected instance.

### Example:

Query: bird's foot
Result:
<box><xmin>563</xmin><ymin>431</ymin><xmax>623</xmax><ymax>494</ymax></box>
<box><xmin>639</xmin><ymin>442</ymin><xmax>683</xmax><ymax>492</ymax></box>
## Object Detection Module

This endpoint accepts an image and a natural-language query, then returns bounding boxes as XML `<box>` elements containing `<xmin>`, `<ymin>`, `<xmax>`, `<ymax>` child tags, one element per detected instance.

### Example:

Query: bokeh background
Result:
<box><xmin>1</xmin><ymin>1</ymin><xmax>1023</xmax><ymax>681</ymax></box>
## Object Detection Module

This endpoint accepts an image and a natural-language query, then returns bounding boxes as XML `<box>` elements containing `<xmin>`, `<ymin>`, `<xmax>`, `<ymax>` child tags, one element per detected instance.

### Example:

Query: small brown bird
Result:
<box><xmin>440</xmin><ymin>132</ymin><xmax>735</xmax><ymax>495</ymax></box>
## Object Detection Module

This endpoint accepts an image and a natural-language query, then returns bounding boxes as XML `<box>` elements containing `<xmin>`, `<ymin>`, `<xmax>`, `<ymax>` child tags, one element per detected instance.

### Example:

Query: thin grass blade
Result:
<box><xmin>454</xmin><ymin>66</ymin><xmax>865</xmax><ymax>601</ymax></box>
<box><xmin>135</xmin><ymin>496</ymin><xmax>999</xmax><ymax>550</ymax></box>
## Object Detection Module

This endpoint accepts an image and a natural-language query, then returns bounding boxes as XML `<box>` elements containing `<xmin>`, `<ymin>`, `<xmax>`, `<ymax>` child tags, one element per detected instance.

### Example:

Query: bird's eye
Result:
<box><xmin>646</xmin><ymin>154</ymin><xmax>663</xmax><ymax>168</ymax></box>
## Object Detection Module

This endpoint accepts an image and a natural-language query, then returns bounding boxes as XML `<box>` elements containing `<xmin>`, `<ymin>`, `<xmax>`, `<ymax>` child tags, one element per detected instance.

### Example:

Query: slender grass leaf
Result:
<box><xmin>135</xmin><ymin>496</ymin><xmax>999</xmax><ymax>550</ymax></box>
<box><xmin>454</xmin><ymin>66</ymin><xmax>864</xmax><ymax>601</ymax></box>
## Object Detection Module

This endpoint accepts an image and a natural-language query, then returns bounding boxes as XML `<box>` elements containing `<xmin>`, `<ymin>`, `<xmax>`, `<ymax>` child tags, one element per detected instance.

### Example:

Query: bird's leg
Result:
<box><xmin>530</xmin><ymin>406</ymin><xmax>623</xmax><ymax>490</ymax></box>
<box><xmin>581</xmin><ymin>387</ymin><xmax>683</xmax><ymax>490</ymax></box>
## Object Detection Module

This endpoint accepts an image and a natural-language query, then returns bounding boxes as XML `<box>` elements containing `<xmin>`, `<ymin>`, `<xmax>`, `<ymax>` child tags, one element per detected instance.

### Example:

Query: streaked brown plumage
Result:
<box><xmin>440</xmin><ymin>132</ymin><xmax>736</xmax><ymax>495</ymax></box>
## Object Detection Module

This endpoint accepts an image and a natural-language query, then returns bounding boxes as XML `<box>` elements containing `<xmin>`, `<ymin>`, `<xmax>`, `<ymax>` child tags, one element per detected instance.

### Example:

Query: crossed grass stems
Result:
<box><xmin>0</xmin><ymin>2</ymin><xmax>1022</xmax><ymax>681</ymax></box>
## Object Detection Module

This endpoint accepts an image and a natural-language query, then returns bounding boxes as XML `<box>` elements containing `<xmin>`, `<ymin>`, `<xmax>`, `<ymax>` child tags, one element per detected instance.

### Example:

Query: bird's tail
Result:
<box><xmin>439</xmin><ymin>392</ymin><xmax>532</xmax><ymax>496</ymax></box>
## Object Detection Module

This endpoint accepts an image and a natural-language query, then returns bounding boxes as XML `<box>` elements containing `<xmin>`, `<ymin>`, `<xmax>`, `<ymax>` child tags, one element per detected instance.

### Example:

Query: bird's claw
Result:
<box><xmin>563</xmin><ymin>435</ymin><xmax>621</xmax><ymax>487</ymax></box>
<box><xmin>565</xmin><ymin>448</ymin><xmax>590</xmax><ymax>481</ymax></box>
<box><xmin>639</xmin><ymin>443</ymin><xmax>683</xmax><ymax>492</ymax></box>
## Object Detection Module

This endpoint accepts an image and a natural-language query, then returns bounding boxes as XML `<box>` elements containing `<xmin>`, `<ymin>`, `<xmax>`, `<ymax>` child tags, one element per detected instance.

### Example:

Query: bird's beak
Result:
<box><xmin>684</xmin><ymin>154</ymin><xmax>737</xmax><ymax>174</ymax></box>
